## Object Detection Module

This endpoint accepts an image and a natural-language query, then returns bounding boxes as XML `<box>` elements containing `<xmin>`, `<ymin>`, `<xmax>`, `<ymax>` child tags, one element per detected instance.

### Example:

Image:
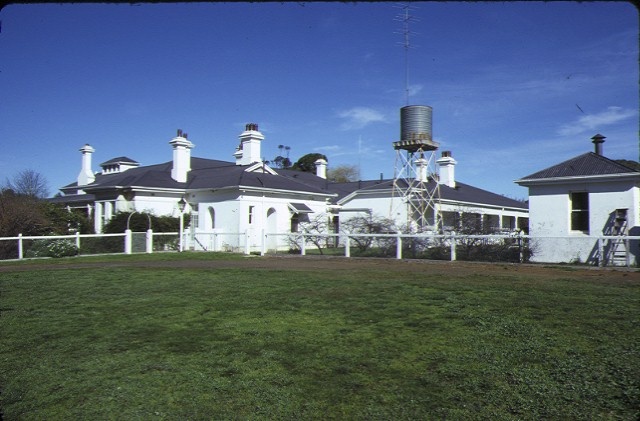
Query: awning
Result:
<box><xmin>288</xmin><ymin>202</ymin><xmax>313</xmax><ymax>214</ymax></box>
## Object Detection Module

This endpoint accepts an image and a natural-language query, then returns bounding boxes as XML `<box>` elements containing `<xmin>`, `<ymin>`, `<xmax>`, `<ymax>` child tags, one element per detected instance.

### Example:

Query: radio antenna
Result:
<box><xmin>394</xmin><ymin>3</ymin><xmax>419</xmax><ymax>105</ymax></box>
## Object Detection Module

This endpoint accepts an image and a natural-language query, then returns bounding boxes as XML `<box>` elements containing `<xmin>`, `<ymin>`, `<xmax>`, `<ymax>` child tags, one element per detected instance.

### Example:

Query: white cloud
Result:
<box><xmin>314</xmin><ymin>145</ymin><xmax>342</xmax><ymax>152</ymax></box>
<box><xmin>338</xmin><ymin>107</ymin><xmax>387</xmax><ymax>130</ymax></box>
<box><xmin>557</xmin><ymin>106</ymin><xmax>637</xmax><ymax>136</ymax></box>
<box><xmin>407</xmin><ymin>84</ymin><xmax>423</xmax><ymax>97</ymax></box>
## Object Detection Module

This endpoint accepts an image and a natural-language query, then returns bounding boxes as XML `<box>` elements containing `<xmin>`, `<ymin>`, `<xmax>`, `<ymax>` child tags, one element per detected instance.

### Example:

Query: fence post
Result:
<box><xmin>261</xmin><ymin>229</ymin><xmax>266</xmax><ymax>256</ymax></box>
<box><xmin>18</xmin><ymin>233</ymin><xmax>23</xmax><ymax>260</ymax></box>
<box><xmin>344</xmin><ymin>234</ymin><xmax>350</xmax><ymax>257</ymax></box>
<box><xmin>625</xmin><ymin>238</ymin><xmax>631</xmax><ymax>267</ymax></box>
<box><xmin>244</xmin><ymin>230</ymin><xmax>251</xmax><ymax>255</ymax></box>
<box><xmin>396</xmin><ymin>232</ymin><xmax>402</xmax><ymax>259</ymax></box>
<box><xmin>597</xmin><ymin>237</ymin><xmax>604</xmax><ymax>267</ymax></box>
<box><xmin>124</xmin><ymin>229</ymin><xmax>132</xmax><ymax>254</ymax></box>
<box><xmin>146</xmin><ymin>229</ymin><xmax>153</xmax><ymax>253</ymax></box>
<box><xmin>75</xmin><ymin>231</ymin><xmax>81</xmax><ymax>250</ymax></box>
<box><xmin>450</xmin><ymin>232</ymin><xmax>456</xmax><ymax>261</ymax></box>
<box><xmin>301</xmin><ymin>234</ymin><xmax>306</xmax><ymax>255</ymax></box>
<box><xmin>518</xmin><ymin>234</ymin><xmax>524</xmax><ymax>263</ymax></box>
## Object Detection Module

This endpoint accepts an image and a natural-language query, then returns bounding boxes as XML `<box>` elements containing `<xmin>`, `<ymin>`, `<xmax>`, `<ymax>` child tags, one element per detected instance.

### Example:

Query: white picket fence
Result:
<box><xmin>0</xmin><ymin>229</ymin><xmax>638</xmax><ymax>267</ymax></box>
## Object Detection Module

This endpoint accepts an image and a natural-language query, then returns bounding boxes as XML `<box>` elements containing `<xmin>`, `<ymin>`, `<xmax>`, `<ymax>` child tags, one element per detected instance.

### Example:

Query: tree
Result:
<box><xmin>291</xmin><ymin>153</ymin><xmax>327</xmax><ymax>173</ymax></box>
<box><xmin>616</xmin><ymin>159</ymin><xmax>640</xmax><ymax>171</ymax></box>
<box><xmin>340</xmin><ymin>214</ymin><xmax>397</xmax><ymax>255</ymax></box>
<box><xmin>327</xmin><ymin>164</ymin><xmax>359</xmax><ymax>183</ymax></box>
<box><xmin>103</xmin><ymin>211</ymin><xmax>185</xmax><ymax>233</ymax></box>
<box><xmin>5</xmin><ymin>169</ymin><xmax>49</xmax><ymax>198</ymax></box>
<box><xmin>289</xmin><ymin>214</ymin><xmax>330</xmax><ymax>254</ymax></box>
<box><xmin>0</xmin><ymin>190</ymin><xmax>50</xmax><ymax>258</ymax></box>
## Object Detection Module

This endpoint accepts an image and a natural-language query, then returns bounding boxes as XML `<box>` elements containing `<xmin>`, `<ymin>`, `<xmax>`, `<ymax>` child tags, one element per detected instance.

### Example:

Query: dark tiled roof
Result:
<box><xmin>57</xmin><ymin>157</ymin><xmax>526</xmax><ymax>210</ymax></box>
<box><xmin>519</xmin><ymin>152</ymin><xmax>639</xmax><ymax>181</ymax></box>
<box><xmin>100</xmin><ymin>156</ymin><xmax>139</xmax><ymax>166</ymax></box>
<box><xmin>62</xmin><ymin>157</ymin><xmax>333</xmax><ymax>196</ymax></box>
<box><xmin>348</xmin><ymin>178</ymin><xmax>527</xmax><ymax>210</ymax></box>
<box><xmin>48</xmin><ymin>193</ymin><xmax>95</xmax><ymax>204</ymax></box>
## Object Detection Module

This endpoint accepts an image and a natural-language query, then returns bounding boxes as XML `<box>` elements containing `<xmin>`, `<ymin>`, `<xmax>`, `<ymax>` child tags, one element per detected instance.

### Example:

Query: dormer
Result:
<box><xmin>100</xmin><ymin>157</ymin><xmax>140</xmax><ymax>175</ymax></box>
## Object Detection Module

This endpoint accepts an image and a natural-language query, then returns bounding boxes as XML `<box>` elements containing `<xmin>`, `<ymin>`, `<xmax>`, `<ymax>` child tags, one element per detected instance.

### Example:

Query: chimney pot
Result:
<box><xmin>236</xmin><ymin>123</ymin><xmax>264</xmax><ymax>165</ymax></box>
<box><xmin>591</xmin><ymin>133</ymin><xmax>605</xmax><ymax>155</ymax></box>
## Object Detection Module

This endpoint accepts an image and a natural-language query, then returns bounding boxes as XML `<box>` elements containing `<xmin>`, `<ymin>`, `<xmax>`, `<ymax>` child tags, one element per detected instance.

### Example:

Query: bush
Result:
<box><xmin>25</xmin><ymin>239</ymin><xmax>78</xmax><ymax>258</ymax></box>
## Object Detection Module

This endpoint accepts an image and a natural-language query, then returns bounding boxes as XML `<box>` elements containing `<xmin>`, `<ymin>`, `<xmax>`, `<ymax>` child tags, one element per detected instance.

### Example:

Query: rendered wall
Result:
<box><xmin>527</xmin><ymin>180</ymin><xmax>639</xmax><ymax>264</ymax></box>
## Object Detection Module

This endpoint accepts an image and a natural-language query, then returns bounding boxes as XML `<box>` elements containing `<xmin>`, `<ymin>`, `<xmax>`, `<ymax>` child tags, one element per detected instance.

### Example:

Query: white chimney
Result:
<box><xmin>169</xmin><ymin>130</ymin><xmax>194</xmax><ymax>183</ymax></box>
<box><xmin>437</xmin><ymin>151</ymin><xmax>457</xmax><ymax>188</ymax></box>
<box><xmin>415</xmin><ymin>154</ymin><xmax>429</xmax><ymax>183</ymax></box>
<box><xmin>315</xmin><ymin>158</ymin><xmax>327</xmax><ymax>179</ymax></box>
<box><xmin>236</xmin><ymin>123</ymin><xmax>264</xmax><ymax>166</ymax></box>
<box><xmin>77</xmin><ymin>144</ymin><xmax>95</xmax><ymax>189</ymax></box>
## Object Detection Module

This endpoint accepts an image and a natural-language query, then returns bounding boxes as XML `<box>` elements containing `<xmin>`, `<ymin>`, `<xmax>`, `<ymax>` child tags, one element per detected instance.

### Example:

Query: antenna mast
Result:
<box><xmin>391</xmin><ymin>5</ymin><xmax>442</xmax><ymax>233</ymax></box>
<box><xmin>395</xmin><ymin>3</ymin><xmax>418</xmax><ymax>106</ymax></box>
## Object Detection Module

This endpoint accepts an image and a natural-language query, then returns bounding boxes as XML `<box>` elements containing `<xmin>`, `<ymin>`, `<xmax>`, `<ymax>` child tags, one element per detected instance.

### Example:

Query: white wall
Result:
<box><xmin>194</xmin><ymin>190</ymin><xmax>329</xmax><ymax>251</ymax></box>
<box><xmin>340</xmin><ymin>193</ymin><xmax>528</xmax><ymax>233</ymax></box>
<box><xmin>527</xmin><ymin>180</ymin><xmax>639</xmax><ymax>264</ymax></box>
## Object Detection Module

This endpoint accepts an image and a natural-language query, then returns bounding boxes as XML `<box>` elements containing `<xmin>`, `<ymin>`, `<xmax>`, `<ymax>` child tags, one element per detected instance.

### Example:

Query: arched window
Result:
<box><xmin>208</xmin><ymin>207</ymin><xmax>215</xmax><ymax>230</ymax></box>
<box><xmin>266</xmin><ymin>208</ymin><xmax>277</xmax><ymax>232</ymax></box>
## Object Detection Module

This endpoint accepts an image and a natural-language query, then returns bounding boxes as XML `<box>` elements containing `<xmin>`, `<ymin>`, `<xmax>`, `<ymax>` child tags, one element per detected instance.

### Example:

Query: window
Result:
<box><xmin>190</xmin><ymin>212</ymin><xmax>199</xmax><ymax>229</ymax></box>
<box><xmin>248</xmin><ymin>206</ymin><xmax>255</xmax><ymax>224</ymax></box>
<box><xmin>208</xmin><ymin>207</ymin><xmax>215</xmax><ymax>229</ymax></box>
<box><xmin>291</xmin><ymin>214</ymin><xmax>299</xmax><ymax>233</ymax></box>
<box><xmin>570</xmin><ymin>192</ymin><xmax>589</xmax><ymax>232</ymax></box>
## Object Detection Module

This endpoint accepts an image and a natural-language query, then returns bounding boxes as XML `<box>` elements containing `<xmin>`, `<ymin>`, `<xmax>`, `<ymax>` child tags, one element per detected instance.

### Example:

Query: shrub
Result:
<box><xmin>25</xmin><ymin>239</ymin><xmax>78</xmax><ymax>258</ymax></box>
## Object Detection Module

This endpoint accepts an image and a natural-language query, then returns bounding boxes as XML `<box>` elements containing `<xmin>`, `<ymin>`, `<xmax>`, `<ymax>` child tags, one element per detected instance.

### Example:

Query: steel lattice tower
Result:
<box><xmin>390</xmin><ymin>106</ymin><xmax>442</xmax><ymax>232</ymax></box>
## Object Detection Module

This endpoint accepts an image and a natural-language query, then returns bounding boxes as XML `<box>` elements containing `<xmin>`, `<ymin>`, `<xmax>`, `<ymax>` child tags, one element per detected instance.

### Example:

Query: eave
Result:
<box><xmin>514</xmin><ymin>172</ymin><xmax>640</xmax><ymax>187</ymax></box>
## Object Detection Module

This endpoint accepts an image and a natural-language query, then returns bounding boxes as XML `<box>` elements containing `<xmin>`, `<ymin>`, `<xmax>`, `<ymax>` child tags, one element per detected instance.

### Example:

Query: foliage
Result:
<box><xmin>615</xmin><ymin>159</ymin><xmax>640</xmax><ymax>171</ymax></box>
<box><xmin>266</xmin><ymin>144</ymin><xmax>292</xmax><ymax>169</ymax></box>
<box><xmin>4</xmin><ymin>169</ymin><xmax>50</xmax><ymax>198</ymax></box>
<box><xmin>288</xmin><ymin>214</ymin><xmax>331</xmax><ymax>254</ymax></box>
<box><xmin>341</xmin><ymin>214</ymin><xmax>397</xmax><ymax>255</ymax></box>
<box><xmin>291</xmin><ymin>153</ymin><xmax>327</xmax><ymax>173</ymax></box>
<box><xmin>25</xmin><ymin>238</ymin><xmax>79</xmax><ymax>258</ymax></box>
<box><xmin>0</xmin><ymin>190</ymin><xmax>50</xmax><ymax>259</ymax></box>
<box><xmin>41</xmin><ymin>203</ymin><xmax>94</xmax><ymax>234</ymax></box>
<box><xmin>327</xmin><ymin>164</ymin><xmax>359</xmax><ymax>183</ymax></box>
<box><xmin>103</xmin><ymin>211</ymin><xmax>186</xmax><ymax>233</ymax></box>
<box><xmin>0</xmin><ymin>256</ymin><xmax>638</xmax><ymax>419</ymax></box>
<box><xmin>448</xmin><ymin>212</ymin><xmax>534</xmax><ymax>263</ymax></box>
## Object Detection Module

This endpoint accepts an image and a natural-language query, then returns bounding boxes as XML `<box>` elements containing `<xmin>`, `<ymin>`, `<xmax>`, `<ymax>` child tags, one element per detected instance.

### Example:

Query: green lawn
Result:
<box><xmin>1</xmin><ymin>254</ymin><xmax>638</xmax><ymax>419</ymax></box>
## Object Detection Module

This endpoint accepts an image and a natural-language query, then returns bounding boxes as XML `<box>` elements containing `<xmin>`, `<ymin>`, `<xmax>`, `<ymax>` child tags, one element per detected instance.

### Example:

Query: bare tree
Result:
<box><xmin>5</xmin><ymin>169</ymin><xmax>50</xmax><ymax>198</ymax></box>
<box><xmin>340</xmin><ymin>214</ymin><xmax>397</xmax><ymax>254</ymax></box>
<box><xmin>327</xmin><ymin>164</ymin><xmax>360</xmax><ymax>183</ymax></box>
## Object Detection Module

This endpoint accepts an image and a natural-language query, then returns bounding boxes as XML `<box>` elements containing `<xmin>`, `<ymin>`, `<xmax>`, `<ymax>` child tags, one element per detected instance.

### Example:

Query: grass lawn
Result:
<box><xmin>1</xmin><ymin>253</ymin><xmax>638</xmax><ymax>419</ymax></box>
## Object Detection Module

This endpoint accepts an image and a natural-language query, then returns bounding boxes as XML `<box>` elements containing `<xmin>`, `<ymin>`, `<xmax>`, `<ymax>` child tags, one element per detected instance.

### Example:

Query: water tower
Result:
<box><xmin>390</xmin><ymin>105</ymin><xmax>442</xmax><ymax>231</ymax></box>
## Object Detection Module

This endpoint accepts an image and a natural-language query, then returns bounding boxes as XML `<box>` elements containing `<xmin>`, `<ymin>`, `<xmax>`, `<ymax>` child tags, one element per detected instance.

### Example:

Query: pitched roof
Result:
<box><xmin>518</xmin><ymin>152</ymin><xmax>639</xmax><ymax>181</ymax></box>
<box><xmin>100</xmin><ymin>156</ymin><xmax>139</xmax><ymax>166</ymax></box>
<box><xmin>62</xmin><ymin>157</ymin><xmax>334</xmax><ymax>196</ymax></box>
<box><xmin>58</xmin><ymin>156</ymin><xmax>526</xmax><ymax>210</ymax></box>
<box><xmin>338</xmin><ymin>178</ymin><xmax>527</xmax><ymax>210</ymax></box>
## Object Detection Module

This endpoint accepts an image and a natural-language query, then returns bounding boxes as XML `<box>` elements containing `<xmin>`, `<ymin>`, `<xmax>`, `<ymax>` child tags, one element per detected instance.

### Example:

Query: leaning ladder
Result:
<box><xmin>609</xmin><ymin>209</ymin><xmax>630</xmax><ymax>267</ymax></box>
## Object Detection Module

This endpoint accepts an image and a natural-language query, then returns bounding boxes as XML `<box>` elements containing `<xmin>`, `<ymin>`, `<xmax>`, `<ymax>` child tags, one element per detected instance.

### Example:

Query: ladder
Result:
<box><xmin>608</xmin><ymin>208</ymin><xmax>630</xmax><ymax>267</ymax></box>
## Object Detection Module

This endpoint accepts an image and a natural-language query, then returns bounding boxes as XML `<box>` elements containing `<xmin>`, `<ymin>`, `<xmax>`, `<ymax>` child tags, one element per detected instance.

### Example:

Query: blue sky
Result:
<box><xmin>1</xmin><ymin>2</ymin><xmax>637</xmax><ymax>199</ymax></box>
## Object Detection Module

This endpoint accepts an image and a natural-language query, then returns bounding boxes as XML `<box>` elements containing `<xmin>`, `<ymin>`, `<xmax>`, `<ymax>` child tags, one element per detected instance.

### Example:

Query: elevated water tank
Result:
<box><xmin>401</xmin><ymin>105</ymin><xmax>432</xmax><ymax>141</ymax></box>
<box><xmin>394</xmin><ymin>105</ymin><xmax>438</xmax><ymax>152</ymax></box>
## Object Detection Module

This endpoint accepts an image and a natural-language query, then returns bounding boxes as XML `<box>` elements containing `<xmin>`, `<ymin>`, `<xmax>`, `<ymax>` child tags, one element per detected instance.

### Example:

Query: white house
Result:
<box><xmin>334</xmin><ymin>149</ymin><xmax>528</xmax><ymax>234</ymax></box>
<box><xmin>52</xmin><ymin>122</ymin><xmax>528</xmax><ymax>252</ymax></box>
<box><xmin>515</xmin><ymin>134</ymin><xmax>639</xmax><ymax>265</ymax></box>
